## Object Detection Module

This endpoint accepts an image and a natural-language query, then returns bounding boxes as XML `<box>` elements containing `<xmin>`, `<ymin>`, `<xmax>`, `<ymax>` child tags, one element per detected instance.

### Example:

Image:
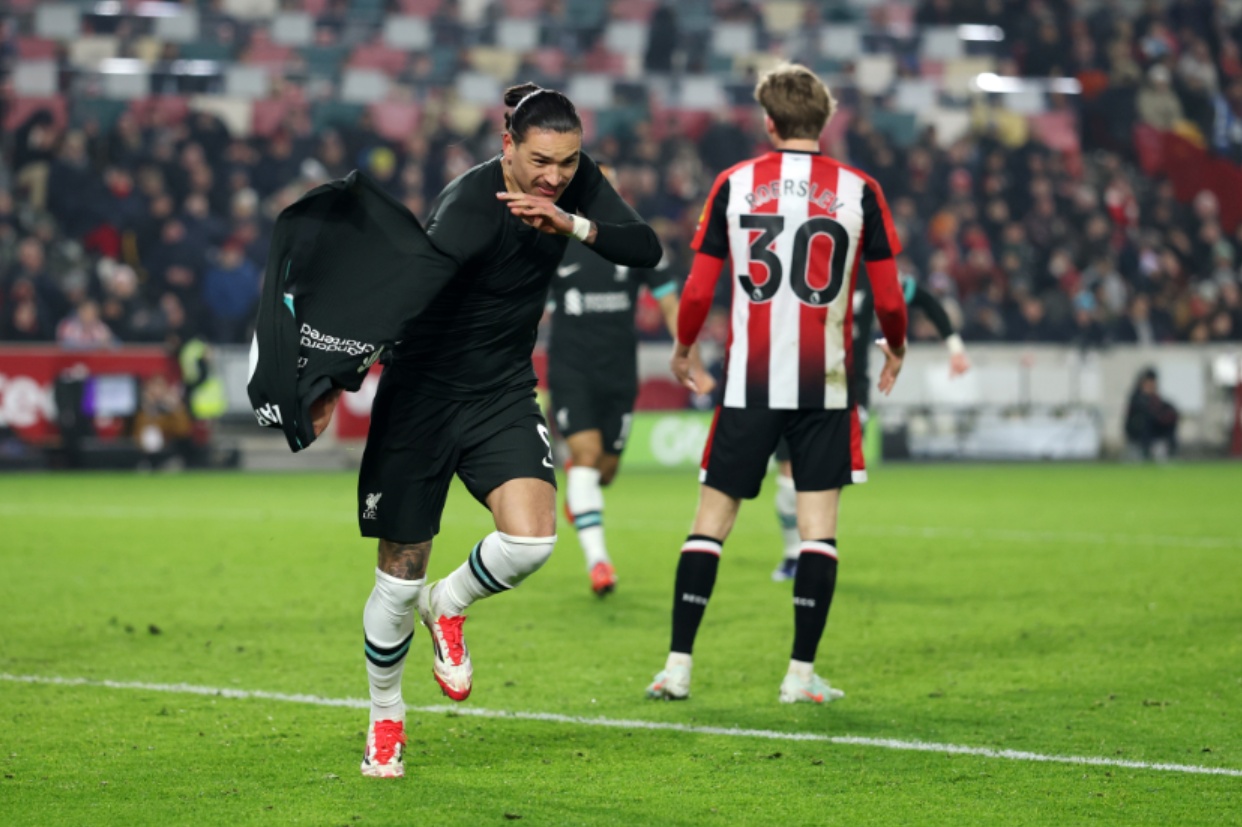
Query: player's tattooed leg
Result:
<box><xmin>378</xmin><ymin>539</ymin><xmax>432</xmax><ymax>581</ymax></box>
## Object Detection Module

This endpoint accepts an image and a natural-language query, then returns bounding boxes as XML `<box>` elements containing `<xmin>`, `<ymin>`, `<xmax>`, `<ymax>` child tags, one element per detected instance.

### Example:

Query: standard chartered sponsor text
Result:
<box><xmin>300</xmin><ymin>323</ymin><xmax>375</xmax><ymax>357</ymax></box>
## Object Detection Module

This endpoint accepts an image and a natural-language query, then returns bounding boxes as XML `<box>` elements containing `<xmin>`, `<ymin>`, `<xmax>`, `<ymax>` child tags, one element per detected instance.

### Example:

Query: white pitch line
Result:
<box><xmin>3</xmin><ymin>673</ymin><xmax>1238</xmax><ymax>778</ymax></box>
<box><xmin>1</xmin><ymin>502</ymin><xmax>1238</xmax><ymax>550</ymax></box>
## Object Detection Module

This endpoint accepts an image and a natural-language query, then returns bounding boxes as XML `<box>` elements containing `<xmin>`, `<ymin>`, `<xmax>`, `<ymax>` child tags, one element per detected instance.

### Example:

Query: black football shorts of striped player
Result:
<box><xmin>309</xmin><ymin>83</ymin><xmax>662</xmax><ymax>777</ymax></box>
<box><xmin>645</xmin><ymin>63</ymin><xmax>908</xmax><ymax>705</ymax></box>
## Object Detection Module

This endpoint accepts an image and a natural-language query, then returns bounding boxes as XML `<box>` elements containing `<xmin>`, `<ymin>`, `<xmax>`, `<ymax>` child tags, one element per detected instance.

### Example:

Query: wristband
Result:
<box><xmin>946</xmin><ymin>333</ymin><xmax>965</xmax><ymax>355</ymax></box>
<box><xmin>570</xmin><ymin>214</ymin><xmax>592</xmax><ymax>241</ymax></box>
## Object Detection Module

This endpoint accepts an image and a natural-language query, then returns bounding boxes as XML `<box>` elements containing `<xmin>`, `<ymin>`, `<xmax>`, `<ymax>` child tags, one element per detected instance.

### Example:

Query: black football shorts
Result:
<box><xmin>357</xmin><ymin>374</ymin><xmax>557</xmax><ymax>543</ymax></box>
<box><xmin>549</xmin><ymin>383</ymin><xmax>636</xmax><ymax>456</ymax></box>
<box><xmin>700</xmin><ymin>406</ymin><xmax>865</xmax><ymax>500</ymax></box>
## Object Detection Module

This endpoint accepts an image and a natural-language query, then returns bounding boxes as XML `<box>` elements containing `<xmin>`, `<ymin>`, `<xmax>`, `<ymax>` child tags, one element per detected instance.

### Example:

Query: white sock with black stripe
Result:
<box><xmin>439</xmin><ymin>531</ymin><xmax>557</xmax><ymax>615</ymax></box>
<box><xmin>567</xmin><ymin>466</ymin><xmax>609</xmax><ymax>569</ymax></box>
<box><xmin>363</xmin><ymin>569</ymin><xmax>423</xmax><ymax>724</ymax></box>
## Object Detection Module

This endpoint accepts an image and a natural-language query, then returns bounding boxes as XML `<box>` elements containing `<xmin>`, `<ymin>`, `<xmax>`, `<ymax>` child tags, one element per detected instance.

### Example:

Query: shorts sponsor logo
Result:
<box><xmin>557</xmin><ymin>263</ymin><xmax>580</xmax><ymax>278</ymax></box>
<box><xmin>300</xmin><ymin>323</ymin><xmax>376</xmax><ymax>358</ymax></box>
<box><xmin>362</xmin><ymin>492</ymin><xmax>382</xmax><ymax>520</ymax></box>
<box><xmin>556</xmin><ymin>407</ymin><xmax>569</xmax><ymax>432</ymax></box>
<box><xmin>254</xmin><ymin>403</ymin><xmax>282</xmax><ymax>427</ymax></box>
<box><xmin>793</xmin><ymin>597</ymin><xmax>816</xmax><ymax>608</ymax></box>
<box><xmin>680</xmin><ymin>593</ymin><xmax>709</xmax><ymax>606</ymax></box>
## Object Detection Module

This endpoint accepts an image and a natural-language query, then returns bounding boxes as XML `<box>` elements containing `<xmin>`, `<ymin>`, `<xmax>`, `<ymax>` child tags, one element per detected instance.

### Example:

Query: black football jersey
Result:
<box><xmin>390</xmin><ymin>153</ymin><xmax>662</xmax><ymax>398</ymax></box>
<box><xmin>547</xmin><ymin>241</ymin><xmax>676</xmax><ymax>393</ymax></box>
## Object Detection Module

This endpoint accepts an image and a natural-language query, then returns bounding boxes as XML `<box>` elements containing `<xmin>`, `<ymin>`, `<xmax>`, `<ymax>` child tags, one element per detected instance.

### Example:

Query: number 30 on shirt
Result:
<box><xmin>738</xmin><ymin>214</ymin><xmax>850</xmax><ymax>307</ymax></box>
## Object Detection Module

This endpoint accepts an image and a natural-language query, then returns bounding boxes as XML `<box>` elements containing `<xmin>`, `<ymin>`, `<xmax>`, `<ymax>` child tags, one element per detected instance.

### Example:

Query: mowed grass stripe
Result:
<box><xmin>5</xmin><ymin>673</ymin><xmax>1239</xmax><ymax>779</ymax></box>
<box><xmin>2</xmin><ymin>501</ymin><xmax>1239</xmax><ymax>549</ymax></box>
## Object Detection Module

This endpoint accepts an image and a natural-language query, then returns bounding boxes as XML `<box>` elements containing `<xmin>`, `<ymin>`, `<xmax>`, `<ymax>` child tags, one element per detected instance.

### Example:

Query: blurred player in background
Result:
<box><xmin>549</xmin><ymin>230</ymin><xmax>714</xmax><ymax>596</ymax></box>
<box><xmin>645</xmin><ymin>63</ymin><xmax>907</xmax><ymax>704</ymax></box>
<box><xmin>770</xmin><ymin>270</ymin><xmax>969</xmax><ymax>580</ymax></box>
<box><xmin>309</xmin><ymin>83</ymin><xmax>661</xmax><ymax>777</ymax></box>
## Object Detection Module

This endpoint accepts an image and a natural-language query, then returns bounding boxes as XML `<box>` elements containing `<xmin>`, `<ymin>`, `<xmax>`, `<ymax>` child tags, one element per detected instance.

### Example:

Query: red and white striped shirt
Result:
<box><xmin>679</xmin><ymin>150</ymin><xmax>907</xmax><ymax>410</ymax></box>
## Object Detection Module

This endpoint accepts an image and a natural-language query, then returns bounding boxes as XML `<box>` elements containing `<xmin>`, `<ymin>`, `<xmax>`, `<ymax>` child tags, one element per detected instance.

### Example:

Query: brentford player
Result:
<box><xmin>645</xmin><ymin>63</ymin><xmax>908</xmax><ymax>704</ymax></box>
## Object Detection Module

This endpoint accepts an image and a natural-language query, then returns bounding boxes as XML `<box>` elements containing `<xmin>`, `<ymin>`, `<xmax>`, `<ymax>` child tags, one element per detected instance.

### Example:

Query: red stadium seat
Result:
<box><xmin>611</xmin><ymin>0</ymin><xmax>658</xmax><ymax>21</ymax></box>
<box><xmin>348</xmin><ymin>43</ymin><xmax>409</xmax><ymax>76</ymax></box>
<box><xmin>5</xmin><ymin>96</ymin><xmax>68</xmax><ymax>132</ymax></box>
<box><xmin>397</xmin><ymin>0</ymin><xmax>444</xmax><ymax>15</ymax></box>
<box><xmin>17</xmin><ymin>37</ymin><xmax>59</xmax><ymax>60</ymax></box>
<box><xmin>368</xmin><ymin>101</ymin><xmax>421</xmax><ymax>142</ymax></box>
<box><xmin>501</xmin><ymin>0</ymin><xmax>545</xmax><ymax>18</ymax></box>
<box><xmin>251</xmin><ymin>98</ymin><xmax>291</xmax><ymax>138</ymax></box>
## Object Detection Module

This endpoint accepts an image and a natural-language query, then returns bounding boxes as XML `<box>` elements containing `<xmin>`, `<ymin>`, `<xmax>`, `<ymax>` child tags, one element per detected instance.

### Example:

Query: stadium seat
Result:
<box><xmin>496</xmin><ymin>19</ymin><xmax>541</xmax><ymax>52</ymax></box>
<box><xmin>564</xmin><ymin>0</ymin><xmax>606</xmax><ymax>28</ymax></box>
<box><xmin>71</xmin><ymin>97</ymin><xmax>129</xmax><ymax>131</ymax></box>
<box><xmin>565</xmin><ymin>75</ymin><xmax>615</xmax><ymax>110</ymax></box>
<box><xmin>222</xmin><ymin>0</ymin><xmax>279</xmax><ymax>20</ymax></box>
<box><xmin>189</xmin><ymin>94</ymin><xmax>254</xmax><ymax>136</ymax></box>
<box><xmin>67</xmin><ymin>36</ymin><xmax>118</xmax><ymax>72</ymax></box>
<box><xmin>501</xmin><ymin>0</ymin><xmax>544</xmax><ymax>18</ymax></box>
<box><xmin>456</xmin><ymin>71</ymin><xmax>502</xmax><ymax>106</ymax></box>
<box><xmin>340</xmin><ymin>69</ymin><xmax>390</xmax><ymax>104</ymax></box>
<box><xmin>348</xmin><ymin>43</ymin><xmax>409</xmax><ymax>76</ymax></box>
<box><xmin>153</xmin><ymin>9</ymin><xmax>201</xmax><ymax>44</ymax></box>
<box><xmin>16</xmin><ymin>37</ymin><xmax>60</xmax><ymax>61</ymax></box>
<box><xmin>814</xmin><ymin>25</ymin><xmax>864</xmax><ymax>61</ymax></box>
<box><xmin>177</xmin><ymin>41</ymin><xmax>236</xmax><ymax>62</ymax></box>
<box><xmin>14</xmin><ymin>62</ymin><xmax>59</xmax><ymax>98</ymax></box>
<box><xmin>251</xmin><ymin>98</ymin><xmax>291</xmax><ymax>137</ymax></box>
<box><xmin>469</xmin><ymin>46</ymin><xmax>522</xmax><ymax>82</ymax></box>
<box><xmin>243</xmin><ymin>42</ymin><xmax>295</xmax><ymax>70</ymax></box>
<box><xmin>604</xmin><ymin>21</ymin><xmax>648</xmax><ymax>56</ymax></box>
<box><xmin>35</xmin><ymin>4</ymin><xmax>81</xmax><ymax>40</ymax></box>
<box><xmin>301</xmin><ymin>44</ymin><xmax>349</xmax><ymax>78</ymax></box>
<box><xmin>854</xmin><ymin>54</ymin><xmax>896</xmax><ymax>94</ymax></box>
<box><xmin>271</xmin><ymin>12</ymin><xmax>315</xmax><ymax>47</ymax></box>
<box><xmin>102</xmin><ymin>69</ymin><xmax>152</xmax><ymax>102</ymax></box>
<box><xmin>609</xmin><ymin>0</ymin><xmax>658</xmax><ymax>21</ymax></box>
<box><xmin>676</xmin><ymin>76</ymin><xmax>726</xmax><ymax>112</ymax></box>
<box><xmin>396</xmin><ymin>0</ymin><xmax>443</xmax><ymax>16</ymax></box>
<box><xmin>711</xmin><ymin>22</ymin><xmax>757</xmax><ymax>58</ymax></box>
<box><xmin>7</xmin><ymin>101</ymin><xmax>66</xmax><ymax>143</ymax></box>
<box><xmin>368</xmin><ymin>101</ymin><xmax>421</xmax><ymax>142</ymax></box>
<box><xmin>224</xmin><ymin>65</ymin><xmax>272</xmax><ymax>100</ymax></box>
<box><xmin>384</xmin><ymin>16</ymin><xmax>434</xmax><ymax>50</ymax></box>
<box><xmin>1029</xmin><ymin>111</ymin><xmax>1082</xmax><ymax>156</ymax></box>
<box><xmin>311</xmin><ymin>100</ymin><xmax>366</xmax><ymax>132</ymax></box>
<box><xmin>762</xmin><ymin>0</ymin><xmax>805</xmax><ymax>34</ymax></box>
<box><xmin>893</xmin><ymin>79</ymin><xmax>938</xmax><ymax>114</ymax></box>
<box><xmin>920</xmin><ymin>26</ymin><xmax>963</xmax><ymax>61</ymax></box>
<box><xmin>527</xmin><ymin>47</ymin><xmax>568</xmax><ymax>79</ymax></box>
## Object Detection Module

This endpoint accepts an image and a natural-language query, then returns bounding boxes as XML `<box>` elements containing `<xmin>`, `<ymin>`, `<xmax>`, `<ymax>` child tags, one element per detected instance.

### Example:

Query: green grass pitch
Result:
<box><xmin>1</xmin><ymin>463</ymin><xmax>1239</xmax><ymax>825</ymax></box>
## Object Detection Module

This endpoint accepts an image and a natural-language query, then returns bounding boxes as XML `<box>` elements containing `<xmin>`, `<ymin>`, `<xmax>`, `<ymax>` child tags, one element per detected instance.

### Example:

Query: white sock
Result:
<box><xmin>567</xmin><ymin>466</ymin><xmax>610</xmax><ymax>569</ymax></box>
<box><xmin>788</xmin><ymin>658</ymin><xmax>814</xmax><ymax>682</ymax></box>
<box><xmin>440</xmin><ymin>531</ymin><xmax>557</xmax><ymax>615</ymax></box>
<box><xmin>363</xmin><ymin>569</ymin><xmax>423</xmax><ymax>724</ymax></box>
<box><xmin>775</xmin><ymin>475</ymin><xmax>800</xmax><ymax>560</ymax></box>
<box><xmin>666</xmin><ymin>651</ymin><xmax>692</xmax><ymax>671</ymax></box>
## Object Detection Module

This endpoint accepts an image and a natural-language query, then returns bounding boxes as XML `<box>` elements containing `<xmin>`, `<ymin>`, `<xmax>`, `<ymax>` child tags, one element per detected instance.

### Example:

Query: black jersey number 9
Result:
<box><xmin>738</xmin><ymin>214</ymin><xmax>850</xmax><ymax>307</ymax></box>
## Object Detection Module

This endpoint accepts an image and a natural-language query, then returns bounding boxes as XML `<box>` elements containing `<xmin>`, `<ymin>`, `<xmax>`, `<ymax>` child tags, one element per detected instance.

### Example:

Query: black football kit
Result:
<box><xmin>359</xmin><ymin>153</ymin><xmax>661</xmax><ymax>542</ymax></box>
<box><xmin>547</xmin><ymin>240</ymin><xmax>676</xmax><ymax>454</ymax></box>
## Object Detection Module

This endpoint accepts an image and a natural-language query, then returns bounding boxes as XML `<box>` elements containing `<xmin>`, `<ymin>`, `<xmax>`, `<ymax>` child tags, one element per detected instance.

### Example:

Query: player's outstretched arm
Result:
<box><xmin>909</xmin><ymin>283</ymin><xmax>970</xmax><ymax>376</ymax></box>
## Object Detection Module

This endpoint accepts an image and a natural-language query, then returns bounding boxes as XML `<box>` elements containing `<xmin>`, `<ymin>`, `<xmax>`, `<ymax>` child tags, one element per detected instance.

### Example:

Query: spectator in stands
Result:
<box><xmin>1114</xmin><ymin>293</ymin><xmax>1175</xmax><ymax>344</ymax></box>
<box><xmin>202</xmin><ymin>239</ymin><xmax>261</xmax><ymax>344</ymax></box>
<box><xmin>1138</xmin><ymin>65</ymin><xmax>1185</xmax><ymax>130</ymax></box>
<box><xmin>1</xmin><ymin>278</ymin><xmax>54</xmax><ymax>342</ymax></box>
<box><xmin>56</xmin><ymin>299</ymin><xmax>118</xmax><ymax>350</ymax></box>
<box><xmin>132</xmin><ymin>374</ymin><xmax>195</xmax><ymax>469</ymax></box>
<box><xmin>1124</xmin><ymin>367</ymin><xmax>1179</xmax><ymax>459</ymax></box>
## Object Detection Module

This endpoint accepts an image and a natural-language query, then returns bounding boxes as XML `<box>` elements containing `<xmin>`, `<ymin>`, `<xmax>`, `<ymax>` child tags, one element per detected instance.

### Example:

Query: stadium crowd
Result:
<box><xmin>3</xmin><ymin>0</ymin><xmax>1242</xmax><ymax>349</ymax></box>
